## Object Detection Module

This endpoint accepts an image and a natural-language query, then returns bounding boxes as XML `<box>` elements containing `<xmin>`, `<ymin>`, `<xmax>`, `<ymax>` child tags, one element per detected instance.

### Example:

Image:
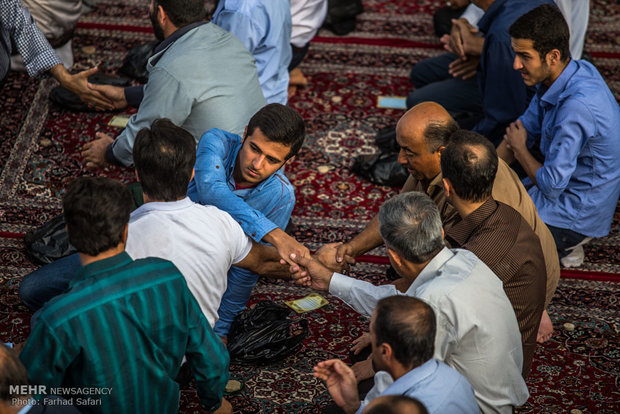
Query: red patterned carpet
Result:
<box><xmin>1</xmin><ymin>0</ymin><xmax>619</xmax><ymax>412</ymax></box>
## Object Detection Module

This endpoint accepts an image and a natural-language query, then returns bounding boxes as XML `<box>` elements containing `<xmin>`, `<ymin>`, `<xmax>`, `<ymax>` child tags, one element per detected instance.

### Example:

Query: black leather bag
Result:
<box><xmin>351</xmin><ymin>151</ymin><xmax>409</xmax><ymax>187</ymax></box>
<box><xmin>227</xmin><ymin>301</ymin><xmax>309</xmax><ymax>365</ymax></box>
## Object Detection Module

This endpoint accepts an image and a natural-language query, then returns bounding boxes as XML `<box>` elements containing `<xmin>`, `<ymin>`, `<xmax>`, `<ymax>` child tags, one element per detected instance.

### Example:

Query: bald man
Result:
<box><xmin>316</xmin><ymin>102</ymin><xmax>560</xmax><ymax>343</ymax></box>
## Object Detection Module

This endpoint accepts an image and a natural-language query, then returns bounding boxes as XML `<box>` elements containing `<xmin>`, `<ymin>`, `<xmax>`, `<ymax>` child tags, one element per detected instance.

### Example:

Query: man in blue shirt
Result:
<box><xmin>187</xmin><ymin>103</ymin><xmax>308</xmax><ymax>338</ymax></box>
<box><xmin>406</xmin><ymin>0</ymin><xmax>553</xmax><ymax>143</ymax></box>
<box><xmin>499</xmin><ymin>4</ymin><xmax>620</xmax><ymax>267</ymax></box>
<box><xmin>212</xmin><ymin>0</ymin><xmax>292</xmax><ymax>105</ymax></box>
<box><xmin>314</xmin><ymin>295</ymin><xmax>478</xmax><ymax>414</ymax></box>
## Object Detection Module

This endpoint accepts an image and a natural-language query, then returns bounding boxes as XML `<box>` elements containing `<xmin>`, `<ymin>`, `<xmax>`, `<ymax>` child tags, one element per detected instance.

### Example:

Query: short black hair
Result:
<box><xmin>373</xmin><ymin>296</ymin><xmax>436</xmax><ymax>370</ymax></box>
<box><xmin>509</xmin><ymin>4</ymin><xmax>570</xmax><ymax>62</ymax></box>
<box><xmin>423</xmin><ymin>118</ymin><xmax>459</xmax><ymax>152</ymax></box>
<box><xmin>0</xmin><ymin>345</ymin><xmax>29</xmax><ymax>402</ymax></box>
<box><xmin>133</xmin><ymin>118</ymin><xmax>196</xmax><ymax>201</ymax></box>
<box><xmin>155</xmin><ymin>0</ymin><xmax>205</xmax><ymax>27</ymax></box>
<box><xmin>440</xmin><ymin>129</ymin><xmax>497</xmax><ymax>203</ymax></box>
<box><xmin>246</xmin><ymin>103</ymin><xmax>305</xmax><ymax>160</ymax></box>
<box><xmin>364</xmin><ymin>395</ymin><xmax>429</xmax><ymax>414</ymax></box>
<box><xmin>63</xmin><ymin>177</ymin><xmax>133</xmax><ymax>256</ymax></box>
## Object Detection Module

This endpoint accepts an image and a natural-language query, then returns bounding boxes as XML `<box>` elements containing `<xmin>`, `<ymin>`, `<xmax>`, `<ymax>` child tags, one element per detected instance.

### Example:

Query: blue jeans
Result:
<box><xmin>213</xmin><ymin>266</ymin><xmax>259</xmax><ymax>337</ymax></box>
<box><xmin>19</xmin><ymin>253</ymin><xmax>81</xmax><ymax>311</ymax></box>
<box><xmin>407</xmin><ymin>53</ymin><xmax>483</xmax><ymax>130</ymax></box>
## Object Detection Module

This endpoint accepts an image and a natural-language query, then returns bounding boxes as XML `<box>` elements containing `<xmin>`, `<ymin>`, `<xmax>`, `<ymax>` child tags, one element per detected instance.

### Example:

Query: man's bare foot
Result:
<box><xmin>289</xmin><ymin>68</ymin><xmax>308</xmax><ymax>87</ymax></box>
<box><xmin>537</xmin><ymin>310</ymin><xmax>554</xmax><ymax>343</ymax></box>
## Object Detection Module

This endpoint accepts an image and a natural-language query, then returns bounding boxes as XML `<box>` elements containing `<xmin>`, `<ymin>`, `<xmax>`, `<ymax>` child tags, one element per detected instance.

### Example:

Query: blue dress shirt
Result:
<box><xmin>213</xmin><ymin>0</ymin><xmax>292</xmax><ymax>105</ymax></box>
<box><xmin>520</xmin><ymin>59</ymin><xmax>620</xmax><ymax>237</ymax></box>
<box><xmin>187</xmin><ymin>128</ymin><xmax>296</xmax><ymax>336</ymax></box>
<box><xmin>358</xmin><ymin>359</ymin><xmax>479</xmax><ymax>414</ymax></box>
<box><xmin>472</xmin><ymin>0</ymin><xmax>553</xmax><ymax>142</ymax></box>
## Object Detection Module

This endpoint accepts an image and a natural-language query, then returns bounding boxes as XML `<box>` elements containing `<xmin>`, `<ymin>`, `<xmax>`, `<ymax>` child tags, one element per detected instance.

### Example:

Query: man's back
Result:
<box><xmin>111</xmin><ymin>23</ymin><xmax>266</xmax><ymax>166</ymax></box>
<box><xmin>126</xmin><ymin>197</ymin><xmax>252</xmax><ymax>326</ymax></box>
<box><xmin>20</xmin><ymin>253</ymin><xmax>228</xmax><ymax>414</ymax></box>
<box><xmin>410</xmin><ymin>248</ymin><xmax>528</xmax><ymax>413</ymax></box>
<box><xmin>445</xmin><ymin>199</ymin><xmax>546</xmax><ymax>378</ymax></box>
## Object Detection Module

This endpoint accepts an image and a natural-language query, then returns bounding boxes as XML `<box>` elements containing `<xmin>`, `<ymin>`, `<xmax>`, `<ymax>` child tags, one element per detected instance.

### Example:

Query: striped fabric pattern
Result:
<box><xmin>20</xmin><ymin>252</ymin><xmax>229</xmax><ymax>413</ymax></box>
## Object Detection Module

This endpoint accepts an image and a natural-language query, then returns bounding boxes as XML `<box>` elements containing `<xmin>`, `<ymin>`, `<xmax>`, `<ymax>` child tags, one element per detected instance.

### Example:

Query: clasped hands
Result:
<box><xmin>440</xmin><ymin>18</ymin><xmax>483</xmax><ymax>80</ymax></box>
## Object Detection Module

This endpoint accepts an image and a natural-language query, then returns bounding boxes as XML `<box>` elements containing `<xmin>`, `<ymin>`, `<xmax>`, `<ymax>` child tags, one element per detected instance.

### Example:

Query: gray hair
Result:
<box><xmin>378</xmin><ymin>192</ymin><xmax>444</xmax><ymax>264</ymax></box>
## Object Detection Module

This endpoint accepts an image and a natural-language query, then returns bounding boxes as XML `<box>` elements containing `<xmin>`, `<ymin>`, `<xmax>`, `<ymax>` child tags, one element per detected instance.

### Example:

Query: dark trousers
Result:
<box><xmin>407</xmin><ymin>53</ymin><xmax>483</xmax><ymax>130</ymax></box>
<box><xmin>547</xmin><ymin>225</ymin><xmax>589</xmax><ymax>258</ymax></box>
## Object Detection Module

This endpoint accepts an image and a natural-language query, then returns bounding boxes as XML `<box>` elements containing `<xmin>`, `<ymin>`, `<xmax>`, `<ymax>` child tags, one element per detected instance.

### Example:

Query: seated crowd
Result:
<box><xmin>1</xmin><ymin>0</ymin><xmax>619</xmax><ymax>413</ymax></box>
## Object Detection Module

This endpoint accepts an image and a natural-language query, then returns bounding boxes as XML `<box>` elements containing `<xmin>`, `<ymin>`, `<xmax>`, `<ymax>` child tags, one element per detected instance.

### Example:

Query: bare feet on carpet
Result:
<box><xmin>537</xmin><ymin>309</ymin><xmax>554</xmax><ymax>343</ymax></box>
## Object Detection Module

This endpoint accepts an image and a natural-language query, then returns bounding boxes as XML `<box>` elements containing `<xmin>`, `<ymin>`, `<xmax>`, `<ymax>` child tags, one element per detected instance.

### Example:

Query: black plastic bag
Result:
<box><xmin>227</xmin><ymin>301</ymin><xmax>309</xmax><ymax>365</ymax></box>
<box><xmin>23</xmin><ymin>215</ymin><xmax>76</xmax><ymax>264</ymax></box>
<box><xmin>49</xmin><ymin>73</ymin><xmax>131</xmax><ymax>112</ymax></box>
<box><xmin>351</xmin><ymin>151</ymin><xmax>409</xmax><ymax>187</ymax></box>
<box><xmin>324</xmin><ymin>0</ymin><xmax>364</xmax><ymax>36</ymax></box>
<box><xmin>118</xmin><ymin>40</ymin><xmax>159</xmax><ymax>83</ymax></box>
<box><xmin>375</xmin><ymin>125</ymin><xmax>398</xmax><ymax>153</ymax></box>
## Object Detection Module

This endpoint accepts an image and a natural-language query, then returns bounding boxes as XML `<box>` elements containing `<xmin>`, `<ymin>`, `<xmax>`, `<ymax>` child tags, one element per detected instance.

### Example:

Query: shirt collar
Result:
<box><xmin>537</xmin><ymin>59</ymin><xmax>577</xmax><ymax>107</ymax></box>
<box><xmin>446</xmin><ymin>198</ymin><xmax>498</xmax><ymax>247</ymax></box>
<box><xmin>383</xmin><ymin>359</ymin><xmax>439</xmax><ymax>395</ymax></box>
<box><xmin>406</xmin><ymin>247</ymin><xmax>454</xmax><ymax>294</ymax></box>
<box><xmin>72</xmin><ymin>252</ymin><xmax>133</xmax><ymax>286</ymax></box>
<box><xmin>477</xmin><ymin>0</ymin><xmax>507</xmax><ymax>33</ymax></box>
<box><xmin>153</xmin><ymin>21</ymin><xmax>208</xmax><ymax>54</ymax></box>
<box><xmin>132</xmin><ymin>197</ymin><xmax>194</xmax><ymax>216</ymax></box>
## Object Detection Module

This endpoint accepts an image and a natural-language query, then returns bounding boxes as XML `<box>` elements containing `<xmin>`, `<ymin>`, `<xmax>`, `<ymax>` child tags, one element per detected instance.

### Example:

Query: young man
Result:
<box><xmin>187</xmin><ymin>103</ymin><xmax>308</xmax><ymax>337</ymax></box>
<box><xmin>499</xmin><ymin>4</ymin><xmax>620</xmax><ymax>267</ymax></box>
<box><xmin>314</xmin><ymin>296</ymin><xmax>478</xmax><ymax>414</ymax></box>
<box><xmin>82</xmin><ymin>0</ymin><xmax>266</xmax><ymax>168</ymax></box>
<box><xmin>20</xmin><ymin>119</ymin><xmax>296</xmax><ymax>330</ymax></box>
<box><xmin>293</xmin><ymin>192</ymin><xmax>528</xmax><ymax>413</ymax></box>
<box><xmin>19</xmin><ymin>177</ymin><xmax>229</xmax><ymax>413</ymax></box>
<box><xmin>441</xmin><ymin>130</ymin><xmax>546</xmax><ymax>377</ymax></box>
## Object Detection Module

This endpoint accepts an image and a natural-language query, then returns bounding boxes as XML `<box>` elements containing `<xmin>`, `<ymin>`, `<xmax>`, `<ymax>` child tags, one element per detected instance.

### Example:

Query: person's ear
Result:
<box><xmin>442</xmin><ymin>177</ymin><xmax>452</xmax><ymax>197</ymax></box>
<box><xmin>134</xmin><ymin>169</ymin><xmax>140</xmax><ymax>182</ymax></box>
<box><xmin>387</xmin><ymin>248</ymin><xmax>403</xmax><ymax>268</ymax></box>
<box><xmin>242</xmin><ymin>126</ymin><xmax>248</xmax><ymax>142</ymax></box>
<box><xmin>547</xmin><ymin>49</ymin><xmax>561</xmax><ymax>66</ymax></box>
<box><xmin>190</xmin><ymin>168</ymin><xmax>195</xmax><ymax>181</ymax></box>
<box><xmin>157</xmin><ymin>5</ymin><xmax>166</xmax><ymax>25</ymax></box>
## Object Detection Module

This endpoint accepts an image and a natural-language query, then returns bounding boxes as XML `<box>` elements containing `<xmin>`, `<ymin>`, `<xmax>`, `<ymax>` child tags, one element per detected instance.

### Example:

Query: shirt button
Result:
<box><xmin>215</xmin><ymin>165</ymin><xmax>220</xmax><ymax>169</ymax></box>
<box><xmin>252</xmin><ymin>233</ymin><xmax>256</xmax><ymax>237</ymax></box>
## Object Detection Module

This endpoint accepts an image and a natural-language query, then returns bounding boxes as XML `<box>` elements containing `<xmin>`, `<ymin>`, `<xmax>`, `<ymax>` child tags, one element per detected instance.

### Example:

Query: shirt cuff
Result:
<box><xmin>252</xmin><ymin>216</ymin><xmax>278</xmax><ymax>242</ymax></box>
<box><xmin>105</xmin><ymin>143</ymin><xmax>124</xmax><ymax>166</ymax></box>
<box><xmin>328</xmin><ymin>272</ymin><xmax>351</xmax><ymax>298</ymax></box>
<box><xmin>124</xmin><ymin>85</ymin><xmax>144</xmax><ymax>108</ymax></box>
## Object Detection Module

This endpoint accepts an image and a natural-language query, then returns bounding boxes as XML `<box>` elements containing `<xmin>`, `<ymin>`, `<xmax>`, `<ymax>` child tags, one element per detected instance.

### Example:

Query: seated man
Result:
<box><xmin>19</xmin><ymin>176</ymin><xmax>230</xmax><ymax>413</ymax></box>
<box><xmin>82</xmin><ymin>0</ymin><xmax>266</xmax><ymax>168</ymax></box>
<box><xmin>293</xmin><ymin>192</ymin><xmax>528</xmax><ymax>413</ymax></box>
<box><xmin>314</xmin><ymin>296</ymin><xmax>478</xmax><ymax>414</ymax></box>
<box><xmin>1</xmin><ymin>0</ymin><xmax>111</xmax><ymax>108</ymax></box>
<box><xmin>441</xmin><ymin>129</ymin><xmax>546</xmax><ymax>377</ymax></box>
<box><xmin>20</xmin><ymin>119</ymin><xmax>296</xmax><ymax>329</ymax></box>
<box><xmin>499</xmin><ymin>4</ymin><xmax>620</xmax><ymax>267</ymax></box>
<box><xmin>187</xmin><ymin>103</ymin><xmax>309</xmax><ymax>337</ymax></box>
<box><xmin>212</xmin><ymin>0</ymin><xmax>291</xmax><ymax>105</ymax></box>
<box><xmin>318</xmin><ymin>102</ymin><xmax>560</xmax><ymax>343</ymax></box>
<box><xmin>407</xmin><ymin>0</ymin><xmax>553</xmax><ymax>143</ymax></box>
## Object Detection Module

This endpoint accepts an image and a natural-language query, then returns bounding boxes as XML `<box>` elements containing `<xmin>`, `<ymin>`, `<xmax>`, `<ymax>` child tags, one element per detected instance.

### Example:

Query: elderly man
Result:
<box><xmin>293</xmin><ymin>192</ymin><xmax>528</xmax><ymax>413</ymax></box>
<box><xmin>318</xmin><ymin>102</ymin><xmax>560</xmax><ymax>342</ymax></box>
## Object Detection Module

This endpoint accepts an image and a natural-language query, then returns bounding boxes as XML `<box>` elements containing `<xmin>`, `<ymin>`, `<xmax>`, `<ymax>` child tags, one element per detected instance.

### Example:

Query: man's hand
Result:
<box><xmin>288</xmin><ymin>253</ymin><xmax>333</xmax><ymax>291</ymax></box>
<box><xmin>350</xmin><ymin>332</ymin><xmax>371</xmax><ymax>355</ymax></box>
<box><xmin>265</xmin><ymin>228</ymin><xmax>310</xmax><ymax>268</ymax></box>
<box><xmin>448</xmin><ymin>56</ymin><xmax>479</xmax><ymax>80</ymax></box>
<box><xmin>49</xmin><ymin>65</ymin><xmax>114</xmax><ymax>110</ymax></box>
<box><xmin>503</xmin><ymin>120</ymin><xmax>528</xmax><ymax>155</ymax></box>
<box><xmin>87</xmin><ymin>82</ymin><xmax>128</xmax><ymax>110</ymax></box>
<box><xmin>314</xmin><ymin>359</ymin><xmax>361</xmax><ymax>414</ymax></box>
<box><xmin>81</xmin><ymin>132</ymin><xmax>114</xmax><ymax>170</ymax></box>
<box><xmin>441</xmin><ymin>18</ymin><xmax>483</xmax><ymax>59</ymax></box>
<box><xmin>315</xmin><ymin>242</ymin><xmax>356</xmax><ymax>272</ymax></box>
<box><xmin>351</xmin><ymin>357</ymin><xmax>375</xmax><ymax>383</ymax></box>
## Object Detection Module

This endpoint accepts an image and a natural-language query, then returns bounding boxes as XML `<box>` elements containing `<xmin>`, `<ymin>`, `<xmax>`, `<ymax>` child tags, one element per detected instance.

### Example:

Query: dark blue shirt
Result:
<box><xmin>473</xmin><ymin>0</ymin><xmax>554</xmax><ymax>142</ymax></box>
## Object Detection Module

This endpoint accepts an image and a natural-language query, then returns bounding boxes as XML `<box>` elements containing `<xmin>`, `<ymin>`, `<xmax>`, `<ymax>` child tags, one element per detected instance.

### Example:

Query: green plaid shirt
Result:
<box><xmin>20</xmin><ymin>252</ymin><xmax>229</xmax><ymax>413</ymax></box>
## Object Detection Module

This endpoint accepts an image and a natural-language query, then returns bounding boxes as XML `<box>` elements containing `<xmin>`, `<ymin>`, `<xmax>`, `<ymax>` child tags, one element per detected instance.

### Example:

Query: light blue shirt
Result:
<box><xmin>329</xmin><ymin>248</ymin><xmax>527</xmax><ymax>414</ymax></box>
<box><xmin>358</xmin><ymin>359</ymin><xmax>479</xmax><ymax>414</ymax></box>
<box><xmin>520</xmin><ymin>59</ymin><xmax>620</xmax><ymax>237</ymax></box>
<box><xmin>187</xmin><ymin>128</ymin><xmax>295</xmax><ymax>242</ymax></box>
<box><xmin>213</xmin><ymin>0</ymin><xmax>292</xmax><ymax>105</ymax></box>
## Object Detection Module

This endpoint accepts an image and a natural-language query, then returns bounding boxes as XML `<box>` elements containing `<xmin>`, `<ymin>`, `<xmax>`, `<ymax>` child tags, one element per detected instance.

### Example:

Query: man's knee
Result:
<box><xmin>19</xmin><ymin>272</ymin><xmax>45</xmax><ymax>311</ymax></box>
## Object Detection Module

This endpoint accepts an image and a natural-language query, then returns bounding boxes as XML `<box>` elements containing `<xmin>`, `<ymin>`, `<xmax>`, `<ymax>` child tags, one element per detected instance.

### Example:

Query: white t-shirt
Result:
<box><xmin>126</xmin><ymin>197</ymin><xmax>252</xmax><ymax>326</ymax></box>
